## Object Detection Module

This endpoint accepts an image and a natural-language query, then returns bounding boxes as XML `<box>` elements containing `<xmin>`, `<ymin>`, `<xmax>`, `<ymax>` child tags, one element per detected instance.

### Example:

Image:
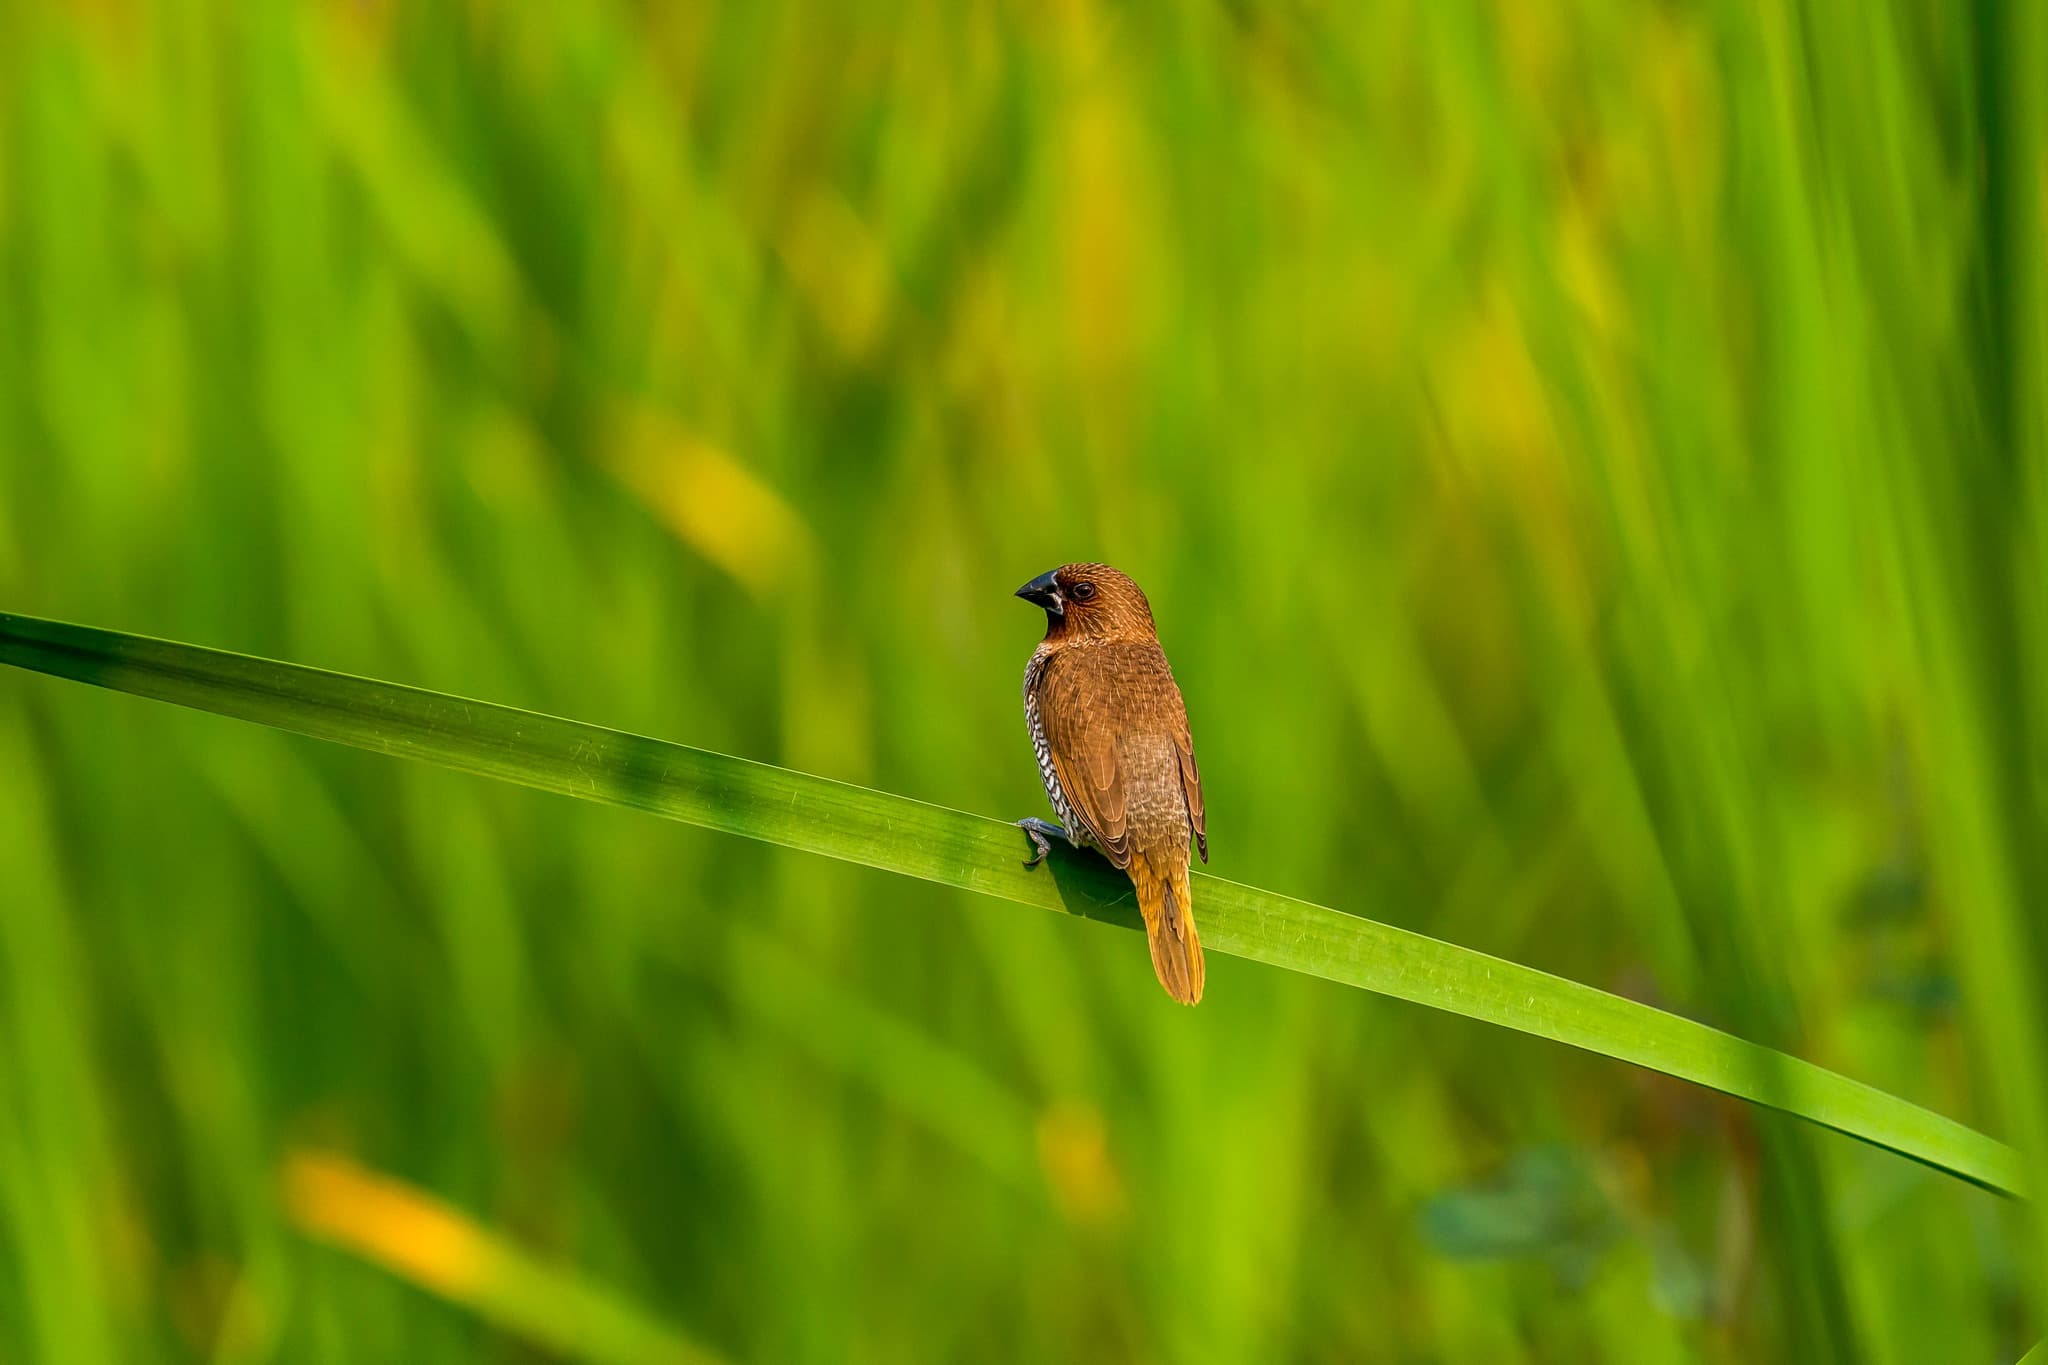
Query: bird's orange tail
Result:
<box><xmin>1130</xmin><ymin>853</ymin><xmax>1204</xmax><ymax>1005</ymax></box>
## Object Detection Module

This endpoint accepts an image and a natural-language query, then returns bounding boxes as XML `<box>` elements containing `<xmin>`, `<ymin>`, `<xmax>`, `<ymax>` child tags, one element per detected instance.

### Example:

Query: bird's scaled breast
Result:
<box><xmin>1023</xmin><ymin>651</ymin><xmax>1078</xmax><ymax>835</ymax></box>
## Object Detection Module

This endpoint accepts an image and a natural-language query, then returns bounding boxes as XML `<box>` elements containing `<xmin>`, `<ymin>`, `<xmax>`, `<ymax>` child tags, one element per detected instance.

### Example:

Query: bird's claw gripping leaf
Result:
<box><xmin>1018</xmin><ymin>817</ymin><xmax>1066</xmax><ymax>868</ymax></box>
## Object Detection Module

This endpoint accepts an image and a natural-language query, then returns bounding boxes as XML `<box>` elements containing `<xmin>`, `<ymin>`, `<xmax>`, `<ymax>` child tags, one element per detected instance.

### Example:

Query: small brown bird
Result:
<box><xmin>1015</xmin><ymin>563</ymin><xmax>1208</xmax><ymax>1004</ymax></box>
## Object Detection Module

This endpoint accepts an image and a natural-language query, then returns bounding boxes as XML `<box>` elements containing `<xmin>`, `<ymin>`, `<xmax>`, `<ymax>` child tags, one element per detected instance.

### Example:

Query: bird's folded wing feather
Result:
<box><xmin>1039</xmin><ymin>642</ymin><xmax>1207</xmax><ymax>868</ymax></box>
<box><xmin>1174</xmin><ymin>694</ymin><xmax>1207</xmax><ymax>863</ymax></box>
<box><xmin>1036</xmin><ymin>647</ymin><xmax>1133</xmax><ymax>867</ymax></box>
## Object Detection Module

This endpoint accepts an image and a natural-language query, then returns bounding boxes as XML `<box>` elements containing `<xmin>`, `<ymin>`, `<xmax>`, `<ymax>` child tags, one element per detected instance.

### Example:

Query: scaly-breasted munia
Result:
<box><xmin>1015</xmin><ymin>563</ymin><xmax>1208</xmax><ymax>1004</ymax></box>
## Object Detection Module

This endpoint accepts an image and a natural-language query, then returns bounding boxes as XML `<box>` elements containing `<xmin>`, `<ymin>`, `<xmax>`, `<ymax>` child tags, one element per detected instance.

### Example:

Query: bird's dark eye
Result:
<box><xmin>1070</xmin><ymin>582</ymin><xmax>1097</xmax><ymax>602</ymax></box>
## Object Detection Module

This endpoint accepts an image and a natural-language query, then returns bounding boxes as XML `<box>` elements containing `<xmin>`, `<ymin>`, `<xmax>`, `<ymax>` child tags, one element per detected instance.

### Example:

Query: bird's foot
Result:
<box><xmin>1017</xmin><ymin>818</ymin><xmax>1068</xmax><ymax>869</ymax></box>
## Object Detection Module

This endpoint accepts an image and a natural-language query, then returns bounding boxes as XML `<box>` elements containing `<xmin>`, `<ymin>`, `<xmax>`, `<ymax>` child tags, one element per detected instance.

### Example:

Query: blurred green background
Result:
<box><xmin>2</xmin><ymin>0</ymin><xmax>2045</xmax><ymax>1360</ymax></box>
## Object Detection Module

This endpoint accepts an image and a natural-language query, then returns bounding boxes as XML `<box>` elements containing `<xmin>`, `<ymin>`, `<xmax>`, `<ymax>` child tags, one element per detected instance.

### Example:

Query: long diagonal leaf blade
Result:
<box><xmin>0</xmin><ymin>612</ymin><xmax>2023</xmax><ymax>1197</ymax></box>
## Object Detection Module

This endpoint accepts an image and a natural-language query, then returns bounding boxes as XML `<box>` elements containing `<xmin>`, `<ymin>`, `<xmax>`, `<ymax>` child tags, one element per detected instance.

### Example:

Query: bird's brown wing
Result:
<box><xmin>1038</xmin><ymin>641</ymin><xmax>1207</xmax><ymax>868</ymax></box>
<box><xmin>1035</xmin><ymin>646</ymin><xmax>1134</xmax><ymax>867</ymax></box>
<box><xmin>1172</xmin><ymin>688</ymin><xmax>1207</xmax><ymax>864</ymax></box>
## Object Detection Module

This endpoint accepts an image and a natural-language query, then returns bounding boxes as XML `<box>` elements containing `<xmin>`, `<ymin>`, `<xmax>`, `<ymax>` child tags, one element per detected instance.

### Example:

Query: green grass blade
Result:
<box><xmin>0</xmin><ymin>611</ymin><xmax>2023</xmax><ymax>1198</ymax></box>
<box><xmin>286</xmin><ymin>1150</ymin><xmax>720</xmax><ymax>1365</ymax></box>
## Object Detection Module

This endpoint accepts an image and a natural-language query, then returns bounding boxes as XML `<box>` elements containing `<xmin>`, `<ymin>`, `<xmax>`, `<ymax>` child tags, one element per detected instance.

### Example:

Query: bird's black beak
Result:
<box><xmin>1015</xmin><ymin>569</ymin><xmax>1064</xmax><ymax>617</ymax></box>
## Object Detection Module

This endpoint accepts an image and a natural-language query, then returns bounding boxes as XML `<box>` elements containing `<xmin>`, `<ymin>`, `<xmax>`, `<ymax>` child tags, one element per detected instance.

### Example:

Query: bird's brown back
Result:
<box><xmin>1028</xmin><ymin>638</ymin><xmax>1202</xmax><ymax>867</ymax></box>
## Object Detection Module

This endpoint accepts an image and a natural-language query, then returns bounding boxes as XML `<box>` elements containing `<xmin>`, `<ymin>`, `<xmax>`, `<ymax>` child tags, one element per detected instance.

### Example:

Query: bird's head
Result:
<box><xmin>1014</xmin><ymin>563</ymin><xmax>1156</xmax><ymax>642</ymax></box>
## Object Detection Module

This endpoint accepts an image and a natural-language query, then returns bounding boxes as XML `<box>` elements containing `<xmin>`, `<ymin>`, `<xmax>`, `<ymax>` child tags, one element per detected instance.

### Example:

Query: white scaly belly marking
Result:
<box><xmin>1023</xmin><ymin>650</ymin><xmax>1080</xmax><ymax>845</ymax></box>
